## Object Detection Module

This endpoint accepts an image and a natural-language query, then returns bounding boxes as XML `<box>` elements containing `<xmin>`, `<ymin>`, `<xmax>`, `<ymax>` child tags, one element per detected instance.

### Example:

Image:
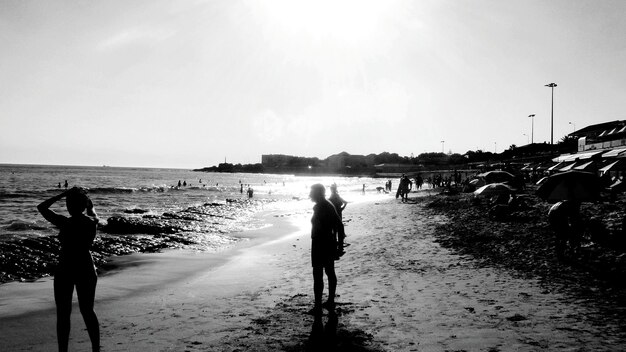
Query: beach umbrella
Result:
<box><xmin>609</xmin><ymin>179</ymin><xmax>626</xmax><ymax>193</ymax></box>
<box><xmin>535</xmin><ymin>170</ymin><xmax>602</xmax><ymax>202</ymax></box>
<box><xmin>479</xmin><ymin>170</ymin><xmax>515</xmax><ymax>184</ymax></box>
<box><xmin>469</xmin><ymin>178</ymin><xmax>486</xmax><ymax>188</ymax></box>
<box><xmin>535</xmin><ymin>176</ymin><xmax>549</xmax><ymax>186</ymax></box>
<box><xmin>474</xmin><ymin>183</ymin><xmax>515</xmax><ymax>197</ymax></box>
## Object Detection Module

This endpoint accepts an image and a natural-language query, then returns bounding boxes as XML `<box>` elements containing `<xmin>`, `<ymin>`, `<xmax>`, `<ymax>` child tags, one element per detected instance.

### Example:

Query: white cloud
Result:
<box><xmin>96</xmin><ymin>26</ymin><xmax>176</xmax><ymax>51</ymax></box>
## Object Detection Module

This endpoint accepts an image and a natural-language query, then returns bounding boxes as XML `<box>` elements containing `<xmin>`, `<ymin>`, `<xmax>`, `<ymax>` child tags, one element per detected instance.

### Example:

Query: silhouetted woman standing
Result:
<box><xmin>38</xmin><ymin>187</ymin><xmax>100</xmax><ymax>352</ymax></box>
<box><xmin>309</xmin><ymin>184</ymin><xmax>344</xmax><ymax>314</ymax></box>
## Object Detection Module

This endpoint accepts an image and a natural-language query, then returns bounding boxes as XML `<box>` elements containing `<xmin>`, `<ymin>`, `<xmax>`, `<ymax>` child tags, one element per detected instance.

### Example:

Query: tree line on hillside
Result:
<box><xmin>195</xmin><ymin>138</ymin><xmax>575</xmax><ymax>173</ymax></box>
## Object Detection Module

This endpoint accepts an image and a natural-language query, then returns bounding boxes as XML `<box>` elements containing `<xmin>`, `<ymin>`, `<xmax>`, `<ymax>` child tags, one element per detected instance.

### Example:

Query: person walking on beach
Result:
<box><xmin>396</xmin><ymin>174</ymin><xmax>413</xmax><ymax>202</ymax></box>
<box><xmin>309</xmin><ymin>184</ymin><xmax>345</xmax><ymax>315</ymax></box>
<box><xmin>37</xmin><ymin>187</ymin><xmax>100</xmax><ymax>352</ymax></box>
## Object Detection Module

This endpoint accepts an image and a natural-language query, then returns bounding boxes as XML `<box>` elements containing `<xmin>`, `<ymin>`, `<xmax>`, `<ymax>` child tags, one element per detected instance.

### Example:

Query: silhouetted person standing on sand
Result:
<box><xmin>328</xmin><ymin>184</ymin><xmax>347</xmax><ymax>219</ymax></box>
<box><xmin>328</xmin><ymin>183</ymin><xmax>347</xmax><ymax>257</ymax></box>
<box><xmin>397</xmin><ymin>174</ymin><xmax>412</xmax><ymax>202</ymax></box>
<box><xmin>37</xmin><ymin>187</ymin><xmax>100</xmax><ymax>352</ymax></box>
<box><xmin>309</xmin><ymin>184</ymin><xmax>344</xmax><ymax>315</ymax></box>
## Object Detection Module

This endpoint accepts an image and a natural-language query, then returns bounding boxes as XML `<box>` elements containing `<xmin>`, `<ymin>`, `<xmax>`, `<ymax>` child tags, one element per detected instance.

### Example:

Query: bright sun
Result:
<box><xmin>255</xmin><ymin>0</ymin><xmax>394</xmax><ymax>43</ymax></box>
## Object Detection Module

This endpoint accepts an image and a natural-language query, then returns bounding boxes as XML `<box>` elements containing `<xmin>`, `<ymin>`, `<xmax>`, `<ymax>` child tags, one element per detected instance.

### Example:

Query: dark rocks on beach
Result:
<box><xmin>102</xmin><ymin>216</ymin><xmax>182</xmax><ymax>235</ymax></box>
<box><xmin>0</xmin><ymin>237</ymin><xmax>60</xmax><ymax>283</ymax></box>
<box><xmin>0</xmin><ymin>232</ymin><xmax>203</xmax><ymax>283</ymax></box>
<box><xmin>422</xmin><ymin>191</ymin><xmax>626</xmax><ymax>299</ymax></box>
<box><xmin>1</xmin><ymin>199</ymin><xmax>268</xmax><ymax>284</ymax></box>
<box><xmin>123</xmin><ymin>208</ymin><xmax>149</xmax><ymax>214</ymax></box>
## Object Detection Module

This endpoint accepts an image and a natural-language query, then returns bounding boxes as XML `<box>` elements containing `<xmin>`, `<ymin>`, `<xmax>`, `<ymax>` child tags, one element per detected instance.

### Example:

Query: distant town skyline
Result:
<box><xmin>1</xmin><ymin>0</ymin><xmax>625</xmax><ymax>169</ymax></box>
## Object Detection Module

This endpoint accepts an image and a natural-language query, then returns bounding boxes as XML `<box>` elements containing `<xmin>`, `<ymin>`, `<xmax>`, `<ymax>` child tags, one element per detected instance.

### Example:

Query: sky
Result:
<box><xmin>1</xmin><ymin>0</ymin><xmax>625</xmax><ymax>169</ymax></box>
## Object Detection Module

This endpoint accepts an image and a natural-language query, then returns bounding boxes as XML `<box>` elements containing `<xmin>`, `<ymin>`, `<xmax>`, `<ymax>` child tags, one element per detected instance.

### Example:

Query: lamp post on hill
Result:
<box><xmin>545</xmin><ymin>83</ymin><xmax>557</xmax><ymax>144</ymax></box>
<box><xmin>440</xmin><ymin>140</ymin><xmax>445</xmax><ymax>153</ymax></box>
<box><xmin>528</xmin><ymin>114</ymin><xmax>535</xmax><ymax>144</ymax></box>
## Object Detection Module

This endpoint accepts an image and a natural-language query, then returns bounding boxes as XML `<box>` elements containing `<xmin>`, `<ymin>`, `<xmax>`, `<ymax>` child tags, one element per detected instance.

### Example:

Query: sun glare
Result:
<box><xmin>257</xmin><ymin>0</ymin><xmax>393</xmax><ymax>43</ymax></box>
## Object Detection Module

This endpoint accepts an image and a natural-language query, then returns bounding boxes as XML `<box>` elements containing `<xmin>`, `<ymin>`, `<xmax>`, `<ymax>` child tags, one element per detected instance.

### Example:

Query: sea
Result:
<box><xmin>1</xmin><ymin>164</ymin><xmax>389</xmax><ymax>242</ymax></box>
<box><xmin>0</xmin><ymin>164</ymin><xmax>390</xmax><ymax>240</ymax></box>
<box><xmin>0</xmin><ymin>164</ymin><xmax>388</xmax><ymax>282</ymax></box>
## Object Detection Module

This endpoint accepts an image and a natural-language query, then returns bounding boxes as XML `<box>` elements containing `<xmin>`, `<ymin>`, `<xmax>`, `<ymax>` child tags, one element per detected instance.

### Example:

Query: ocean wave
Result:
<box><xmin>0</xmin><ymin>192</ymin><xmax>28</xmax><ymax>199</ymax></box>
<box><xmin>4</xmin><ymin>220</ymin><xmax>48</xmax><ymax>232</ymax></box>
<box><xmin>87</xmin><ymin>187</ymin><xmax>137</xmax><ymax>194</ymax></box>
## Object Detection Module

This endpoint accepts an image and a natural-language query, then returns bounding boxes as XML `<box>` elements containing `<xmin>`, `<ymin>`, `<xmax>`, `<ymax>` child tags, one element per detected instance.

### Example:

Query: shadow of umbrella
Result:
<box><xmin>536</xmin><ymin>170</ymin><xmax>602</xmax><ymax>202</ymax></box>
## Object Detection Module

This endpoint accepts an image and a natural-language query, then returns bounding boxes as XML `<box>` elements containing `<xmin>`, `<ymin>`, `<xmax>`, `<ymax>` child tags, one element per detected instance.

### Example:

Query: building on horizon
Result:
<box><xmin>572</xmin><ymin>120</ymin><xmax>626</xmax><ymax>153</ymax></box>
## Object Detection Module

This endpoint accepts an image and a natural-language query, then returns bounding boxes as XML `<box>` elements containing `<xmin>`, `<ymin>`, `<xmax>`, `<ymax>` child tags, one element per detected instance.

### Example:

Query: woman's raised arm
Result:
<box><xmin>37</xmin><ymin>190</ymin><xmax>69</xmax><ymax>225</ymax></box>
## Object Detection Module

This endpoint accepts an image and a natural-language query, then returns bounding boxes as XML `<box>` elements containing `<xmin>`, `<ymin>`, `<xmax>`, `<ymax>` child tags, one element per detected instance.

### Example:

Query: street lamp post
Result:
<box><xmin>545</xmin><ymin>83</ymin><xmax>557</xmax><ymax>144</ymax></box>
<box><xmin>528</xmin><ymin>114</ymin><xmax>535</xmax><ymax>144</ymax></box>
<box><xmin>440</xmin><ymin>140</ymin><xmax>445</xmax><ymax>153</ymax></box>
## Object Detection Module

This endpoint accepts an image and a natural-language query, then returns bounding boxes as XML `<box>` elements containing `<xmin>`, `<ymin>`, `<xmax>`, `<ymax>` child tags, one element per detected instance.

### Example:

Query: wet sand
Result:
<box><xmin>1</xmin><ymin>195</ymin><xmax>625</xmax><ymax>351</ymax></box>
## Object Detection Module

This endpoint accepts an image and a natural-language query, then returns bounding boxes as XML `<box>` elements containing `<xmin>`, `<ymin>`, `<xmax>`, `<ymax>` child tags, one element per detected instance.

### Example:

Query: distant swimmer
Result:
<box><xmin>240</xmin><ymin>184</ymin><xmax>244</xmax><ymax>194</ymax></box>
<box><xmin>183</xmin><ymin>181</ymin><xmax>187</xmax><ymax>187</ymax></box>
<box><xmin>58</xmin><ymin>182</ymin><xmax>62</xmax><ymax>189</ymax></box>
<box><xmin>247</xmin><ymin>187</ymin><xmax>254</xmax><ymax>198</ymax></box>
<box><xmin>178</xmin><ymin>180</ymin><xmax>182</xmax><ymax>187</ymax></box>
<box><xmin>64</xmin><ymin>180</ymin><xmax>68</xmax><ymax>189</ymax></box>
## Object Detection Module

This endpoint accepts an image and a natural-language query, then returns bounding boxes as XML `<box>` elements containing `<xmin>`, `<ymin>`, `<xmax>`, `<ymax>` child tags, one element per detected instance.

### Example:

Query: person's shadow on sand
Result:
<box><xmin>307</xmin><ymin>311</ymin><xmax>338</xmax><ymax>351</ymax></box>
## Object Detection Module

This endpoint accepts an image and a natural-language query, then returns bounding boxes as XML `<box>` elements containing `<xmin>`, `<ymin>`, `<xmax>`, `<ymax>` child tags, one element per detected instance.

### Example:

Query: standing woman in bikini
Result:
<box><xmin>309</xmin><ymin>184</ymin><xmax>345</xmax><ymax>314</ymax></box>
<box><xmin>38</xmin><ymin>187</ymin><xmax>100</xmax><ymax>352</ymax></box>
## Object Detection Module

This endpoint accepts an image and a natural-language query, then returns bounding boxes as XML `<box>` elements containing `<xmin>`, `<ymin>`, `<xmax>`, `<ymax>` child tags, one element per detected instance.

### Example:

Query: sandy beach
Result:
<box><xmin>1</xmin><ymin>194</ymin><xmax>625</xmax><ymax>351</ymax></box>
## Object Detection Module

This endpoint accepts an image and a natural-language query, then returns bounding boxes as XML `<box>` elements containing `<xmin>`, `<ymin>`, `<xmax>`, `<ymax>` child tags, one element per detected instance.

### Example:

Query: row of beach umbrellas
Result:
<box><xmin>473</xmin><ymin>170</ymin><xmax>602</xmax><ymax>203</ymax></box>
